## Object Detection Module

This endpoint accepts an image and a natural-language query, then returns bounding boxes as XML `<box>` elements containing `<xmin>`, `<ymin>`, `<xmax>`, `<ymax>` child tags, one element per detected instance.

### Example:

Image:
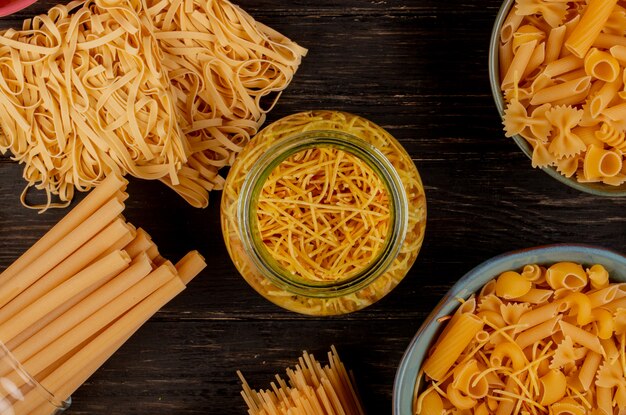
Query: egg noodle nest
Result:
<box><xmin>0</xmin><ymin>0</ymin><xmax>306</xmax><ymax>210</ymax></box>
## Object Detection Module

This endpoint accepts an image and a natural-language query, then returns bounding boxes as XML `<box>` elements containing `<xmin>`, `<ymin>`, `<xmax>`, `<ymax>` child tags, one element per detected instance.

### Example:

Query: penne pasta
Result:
<box><xmin>545</xmin><ymin>25</ymin><xmax>567</xmax><ymax>64</ymax></box>
<box><xmin>530</xmin><ymin>76</ymin><xmax>591</xmax><ymax>105</ymax></box>
<box><xmin>565</xmin><ymin>0</ymin><xmax>618</xmax><ymax>58</ymax></box>
<box><xmin>501</xmin><ymin>11</ymin><xmax>525</xmax><ymax>44</ymax></box>
<box><xmin>498</xmin><ymin>0</ymin><xmax>626</xmax><ymax>186</ymax></box>
<box><xmin>501</xmin><ymin>40</ymin><xmax>538</xmax><ymax>91</ymax></box>
<box><xmin>588</xmin><ymin>77</ymin><xmax>623</xmax><ymax>118</ymax></box>
<box><xmin>558</xmin><ymin>320</ymin><xmax>604</xmax><ymax>354</ymax></box>
<box><xmin>515</xmin><ymin>315</ymin><xmax>561</xmax><ymax>350</ymax></box>
<box><xmin>422</xmin><ymin>313</ymin><xmax>483</xmax><ymax>382</ymax></box>
<box><xmin>500</xmin><ymin>40</ymin><xmax>514</xmax><ymax>81</ymax></box>
<box><xmin>544</xmin><ymin>55</ymin><xmax>584</xmax><ymax>78</ymax></box>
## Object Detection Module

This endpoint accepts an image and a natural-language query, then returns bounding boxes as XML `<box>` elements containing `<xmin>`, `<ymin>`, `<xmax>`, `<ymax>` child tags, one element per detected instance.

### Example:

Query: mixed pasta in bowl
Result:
<box><xmin>393</xmin><ymin>244</ymin><xmax>626</xmax><ymax>415</ymax></box>
<box><xmin>488</xmin><ymin>0</ymin><xmax>626</xmax><ymax>196</ymax></box>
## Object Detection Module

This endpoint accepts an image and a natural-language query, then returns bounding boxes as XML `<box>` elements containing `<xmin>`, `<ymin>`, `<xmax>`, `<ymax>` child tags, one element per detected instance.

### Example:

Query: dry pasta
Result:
<box><xmin>238</xmin><ymin>346</ymin><xmax>365</xmax><ymax>415</ymax></box>
<box><xmin>415</xmin><ymin>261</ymin><xmax>626</xmax><ymax>415</ymax></box>
<box><xmin>499</xmin><ymin>0</ymin><xmax>626</xmax><ymax>186</ymax></box>
<box><xmin>0</xmin><ymin>0</ymin><xmax>305</xmax><ymax>210</ymax></box>
<box><xmin>221</xmin><ymin>111</ymin><xmax>426</xmax><ymax>315</ymax></box>
<box><xmin>257</xmin><ymin>147</ymin><xmax>390</xmax><ymax>283</ymax></box>
<box><xmin>0</xmin><ymin>173</ymin><xmax>206</xmax><ymax>412</ymax></box>
<box><xmin>148</xmin><ymin>0</ymin><xmax>307</xmax><ymax>208</ymax></box>
<box><xmin>0</xmin><ymin>0</ymin><xmax>186</xmax><ymax>210</ymax></box>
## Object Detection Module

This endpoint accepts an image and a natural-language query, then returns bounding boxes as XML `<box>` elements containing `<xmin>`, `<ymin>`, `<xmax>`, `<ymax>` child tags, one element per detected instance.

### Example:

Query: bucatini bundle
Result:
<box><xmin>0</xmin><ymin>172</ymin><xmax>206</xmax><ymax>413</ymax></box>
<box><xmin>0</xmin><ymin>0</ymin><xmax>305</xmax><ymax>210</ymax></box>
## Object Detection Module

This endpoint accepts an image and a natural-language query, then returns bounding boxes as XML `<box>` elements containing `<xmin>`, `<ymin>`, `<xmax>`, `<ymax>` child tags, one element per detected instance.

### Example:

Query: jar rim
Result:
<box><xmin>0</xmin><ymin>340</ymin><xmax>71</xmax><ymax>411</ymax></box>
<box><xmin>237</xmin><ymin>130</ymin><xmax>409</xmax><ymax>298</ymax></box>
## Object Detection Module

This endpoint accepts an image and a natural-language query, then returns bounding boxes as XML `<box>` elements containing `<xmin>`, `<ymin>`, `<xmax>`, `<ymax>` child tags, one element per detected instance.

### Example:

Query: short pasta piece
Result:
<box><xmin>415</xmin><ymin>261</ymin><xmax>626</xmax><ymax>415</ymax></box>
<box><xmin>499</xmin><ymin>0</ymin><xmax>626</xmax><ymax>186</ymax></box>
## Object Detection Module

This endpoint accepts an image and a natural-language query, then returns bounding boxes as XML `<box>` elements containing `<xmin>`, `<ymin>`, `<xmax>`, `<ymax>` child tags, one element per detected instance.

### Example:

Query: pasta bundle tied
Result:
<box><xmin>0</xmin><ymin>172</ymin><xmax>207</xmax><ymax>413</ymax></box>
<box><xmin>0</xmin><ymin>0</ymin><xmax>306</xmax><ymax>210</ymax></box>
<box><xmin>499</xmin><ymin>0</ymin><xmax>626</xmax><ymax>186</ymax></box>
<box><xmin>415</xmin><ymin>262</ymin><xmax>626</xmax><ymax>415</ymax></box>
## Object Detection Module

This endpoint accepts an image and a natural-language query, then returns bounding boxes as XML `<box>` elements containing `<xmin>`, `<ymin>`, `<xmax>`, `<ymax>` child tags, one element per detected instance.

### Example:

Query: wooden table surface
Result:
<box><xmin>1</xmin><ymin>0</ymin><xmax>624</xmax><ymax>413</ymax></box>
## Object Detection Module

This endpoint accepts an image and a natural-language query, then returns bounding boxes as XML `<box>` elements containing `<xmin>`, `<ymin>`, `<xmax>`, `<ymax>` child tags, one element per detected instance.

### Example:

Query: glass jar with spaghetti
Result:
<box><xmin>221</xmin><ymin>111</ymin><xmax>426</xmax><ymax>315</ymax></box>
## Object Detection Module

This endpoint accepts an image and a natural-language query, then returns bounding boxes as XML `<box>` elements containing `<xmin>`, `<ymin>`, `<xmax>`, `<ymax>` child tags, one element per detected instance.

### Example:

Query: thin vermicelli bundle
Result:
<box><xmin>257</xmin><ymin>147</ymin><xmax>390</xmax><ymax>282</ymax></box>
<box><xmin>0</xmin><ymin>0</ymin><xmax>305</xmax><ymax>210</ymax></box>
<box><xmin>238</xmin><ymin>346</ymin><xmax>365</xmax><ymax>415</ymax></box>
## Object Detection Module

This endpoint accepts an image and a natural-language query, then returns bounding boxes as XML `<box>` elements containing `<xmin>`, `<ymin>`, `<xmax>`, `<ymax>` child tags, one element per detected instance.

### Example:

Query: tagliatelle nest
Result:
<box><xmin>0</xmin><ymin>0</ymin><xmax>306</xmax><ymax>211</ymax></box>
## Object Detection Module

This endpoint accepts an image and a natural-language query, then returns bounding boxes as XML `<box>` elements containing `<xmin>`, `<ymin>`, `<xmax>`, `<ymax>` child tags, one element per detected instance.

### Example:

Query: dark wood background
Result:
<box><xmin>1</xmin><ymin>0</ymin><xmax>624</xmax><ymax>413</ymax></box>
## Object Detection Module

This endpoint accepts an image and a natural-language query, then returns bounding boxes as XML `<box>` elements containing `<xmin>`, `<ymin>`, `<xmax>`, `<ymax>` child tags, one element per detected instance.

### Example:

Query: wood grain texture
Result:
<box><xmin>0</xmin><ymin>0</ymin><xmax>624</xmax><ymax>413</ymax></box>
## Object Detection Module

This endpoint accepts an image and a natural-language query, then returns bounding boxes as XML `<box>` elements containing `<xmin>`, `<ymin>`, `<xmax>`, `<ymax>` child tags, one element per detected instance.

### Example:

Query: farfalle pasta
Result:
<box><xmin>414</xmin><ymin>262</ymin><xmax>626</xmax><ymax>415</ymax></box>
<box><xmin>499</xmin><ymin>0</ymin><xmax>626</xmax><ymax>186</ymax></box>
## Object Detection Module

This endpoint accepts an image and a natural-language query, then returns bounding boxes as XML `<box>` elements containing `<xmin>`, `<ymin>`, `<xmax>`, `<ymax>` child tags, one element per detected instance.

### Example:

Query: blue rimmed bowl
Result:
<box><xmin>488</xmin><ymin>0</ymin><xmax>626</xmax><ymax>196</ymax></box>
<box><xmin>393</xmin><ymin>244</ymin><xmax>626</xmax><ymax>415</ymax></box>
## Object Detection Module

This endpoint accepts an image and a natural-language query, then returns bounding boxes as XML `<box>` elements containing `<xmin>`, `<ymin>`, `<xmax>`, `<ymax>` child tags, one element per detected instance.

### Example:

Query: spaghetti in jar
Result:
<box><xmin>220</xmin><ymin>111</ymin><xmax>426</xmax><ymax>315</ymax></box>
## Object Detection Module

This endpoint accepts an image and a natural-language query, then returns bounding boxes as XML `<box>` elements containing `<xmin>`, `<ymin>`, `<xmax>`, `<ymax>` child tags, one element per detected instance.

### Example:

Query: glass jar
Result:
<box><xmin>221</xmin><ymin>110</ymin><xmax>426</xmax><ymax>315</ymax></box>
<box><xmin>0</xmin><ymin>340</ymin><xmax>69</xmax><ymax>414</ymax></box>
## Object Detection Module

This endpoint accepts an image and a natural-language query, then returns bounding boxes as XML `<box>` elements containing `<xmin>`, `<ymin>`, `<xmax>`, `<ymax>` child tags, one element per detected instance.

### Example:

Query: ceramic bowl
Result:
<box><xmin>392</xmin><ymin>244</ymin><xmax>626</xmax><ymax>415</ymax></box>
<box><xmin>488</xmin><ymin>0</ymin><xmax>626</xmax><ymax>196</ymax></box>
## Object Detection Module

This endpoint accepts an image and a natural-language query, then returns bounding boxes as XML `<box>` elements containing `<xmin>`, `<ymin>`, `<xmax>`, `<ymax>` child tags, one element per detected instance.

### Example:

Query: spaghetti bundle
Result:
<box><xmin>238</xmin><ymin>346</ymin><xmax>365</xmax><ymax>415</ymax></box>
<box><xmin>0</xmin><ymin>172</ymin><xmax>206</xmax><ymax>413</ymax></box>
<box><xmin>257</xmin><ymin>147</ymin><xmax>391</xmax><ymax>282</ymax></box>
<box><xmin>0</xmin><ymin>0</ymin><xmax>305</xmax><ymax>210</ymax></box>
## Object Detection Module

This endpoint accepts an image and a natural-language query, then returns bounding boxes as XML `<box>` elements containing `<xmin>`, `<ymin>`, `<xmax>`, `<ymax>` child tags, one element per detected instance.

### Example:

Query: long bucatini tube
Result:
<box><xmin>0</xmin><ymin>173</ymin><xmax>127</xmax><ymax>286</ymax></box>
<box><xmin>0</xmin><ymin>194</ymin><xmax>126</xmax><ymax>308</ymax></box>
<box><xmin>92</xmin><ymin>222</ymin><xmax>137</xmax><ymax>262</ymax></box>
<box><xmin>23</xmin><ymin>262</ymin><xmax>176</xmax><ymax>380</ymax></box>
<box><xmin>124</xmin><ymin>228</ymin><xmax>153</xmax><ymax>258</ymax></box>
<box><xmin>0</xmin><ymin>218</ymin><xmax>134</xmax><ymax>325</ymax></box>
<box><xmin>175</xmin><ymin>251</ymin><xmax>206</xmax><ymax>285</ymax></box>
<box><xmin>11</xmin><ymin>253</ymin><xmax>154</xmax><ymax>366</ymax></box>
<box><xmin>0</xmin><ymin>250</ymin><xmax>130</xmax><ymax>344</ymax></box>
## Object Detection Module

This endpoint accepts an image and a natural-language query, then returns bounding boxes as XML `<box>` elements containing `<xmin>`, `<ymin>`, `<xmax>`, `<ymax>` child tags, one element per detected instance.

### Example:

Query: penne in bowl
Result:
<box><xmin>393</xmin><ymin>244</ymin><xmax>626</xmax><ymax>415</ymax></box>
<box><xmin>488</xmin><ymin>0</ymin><xmax>626</xmax><ymax>196</ymax></box>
